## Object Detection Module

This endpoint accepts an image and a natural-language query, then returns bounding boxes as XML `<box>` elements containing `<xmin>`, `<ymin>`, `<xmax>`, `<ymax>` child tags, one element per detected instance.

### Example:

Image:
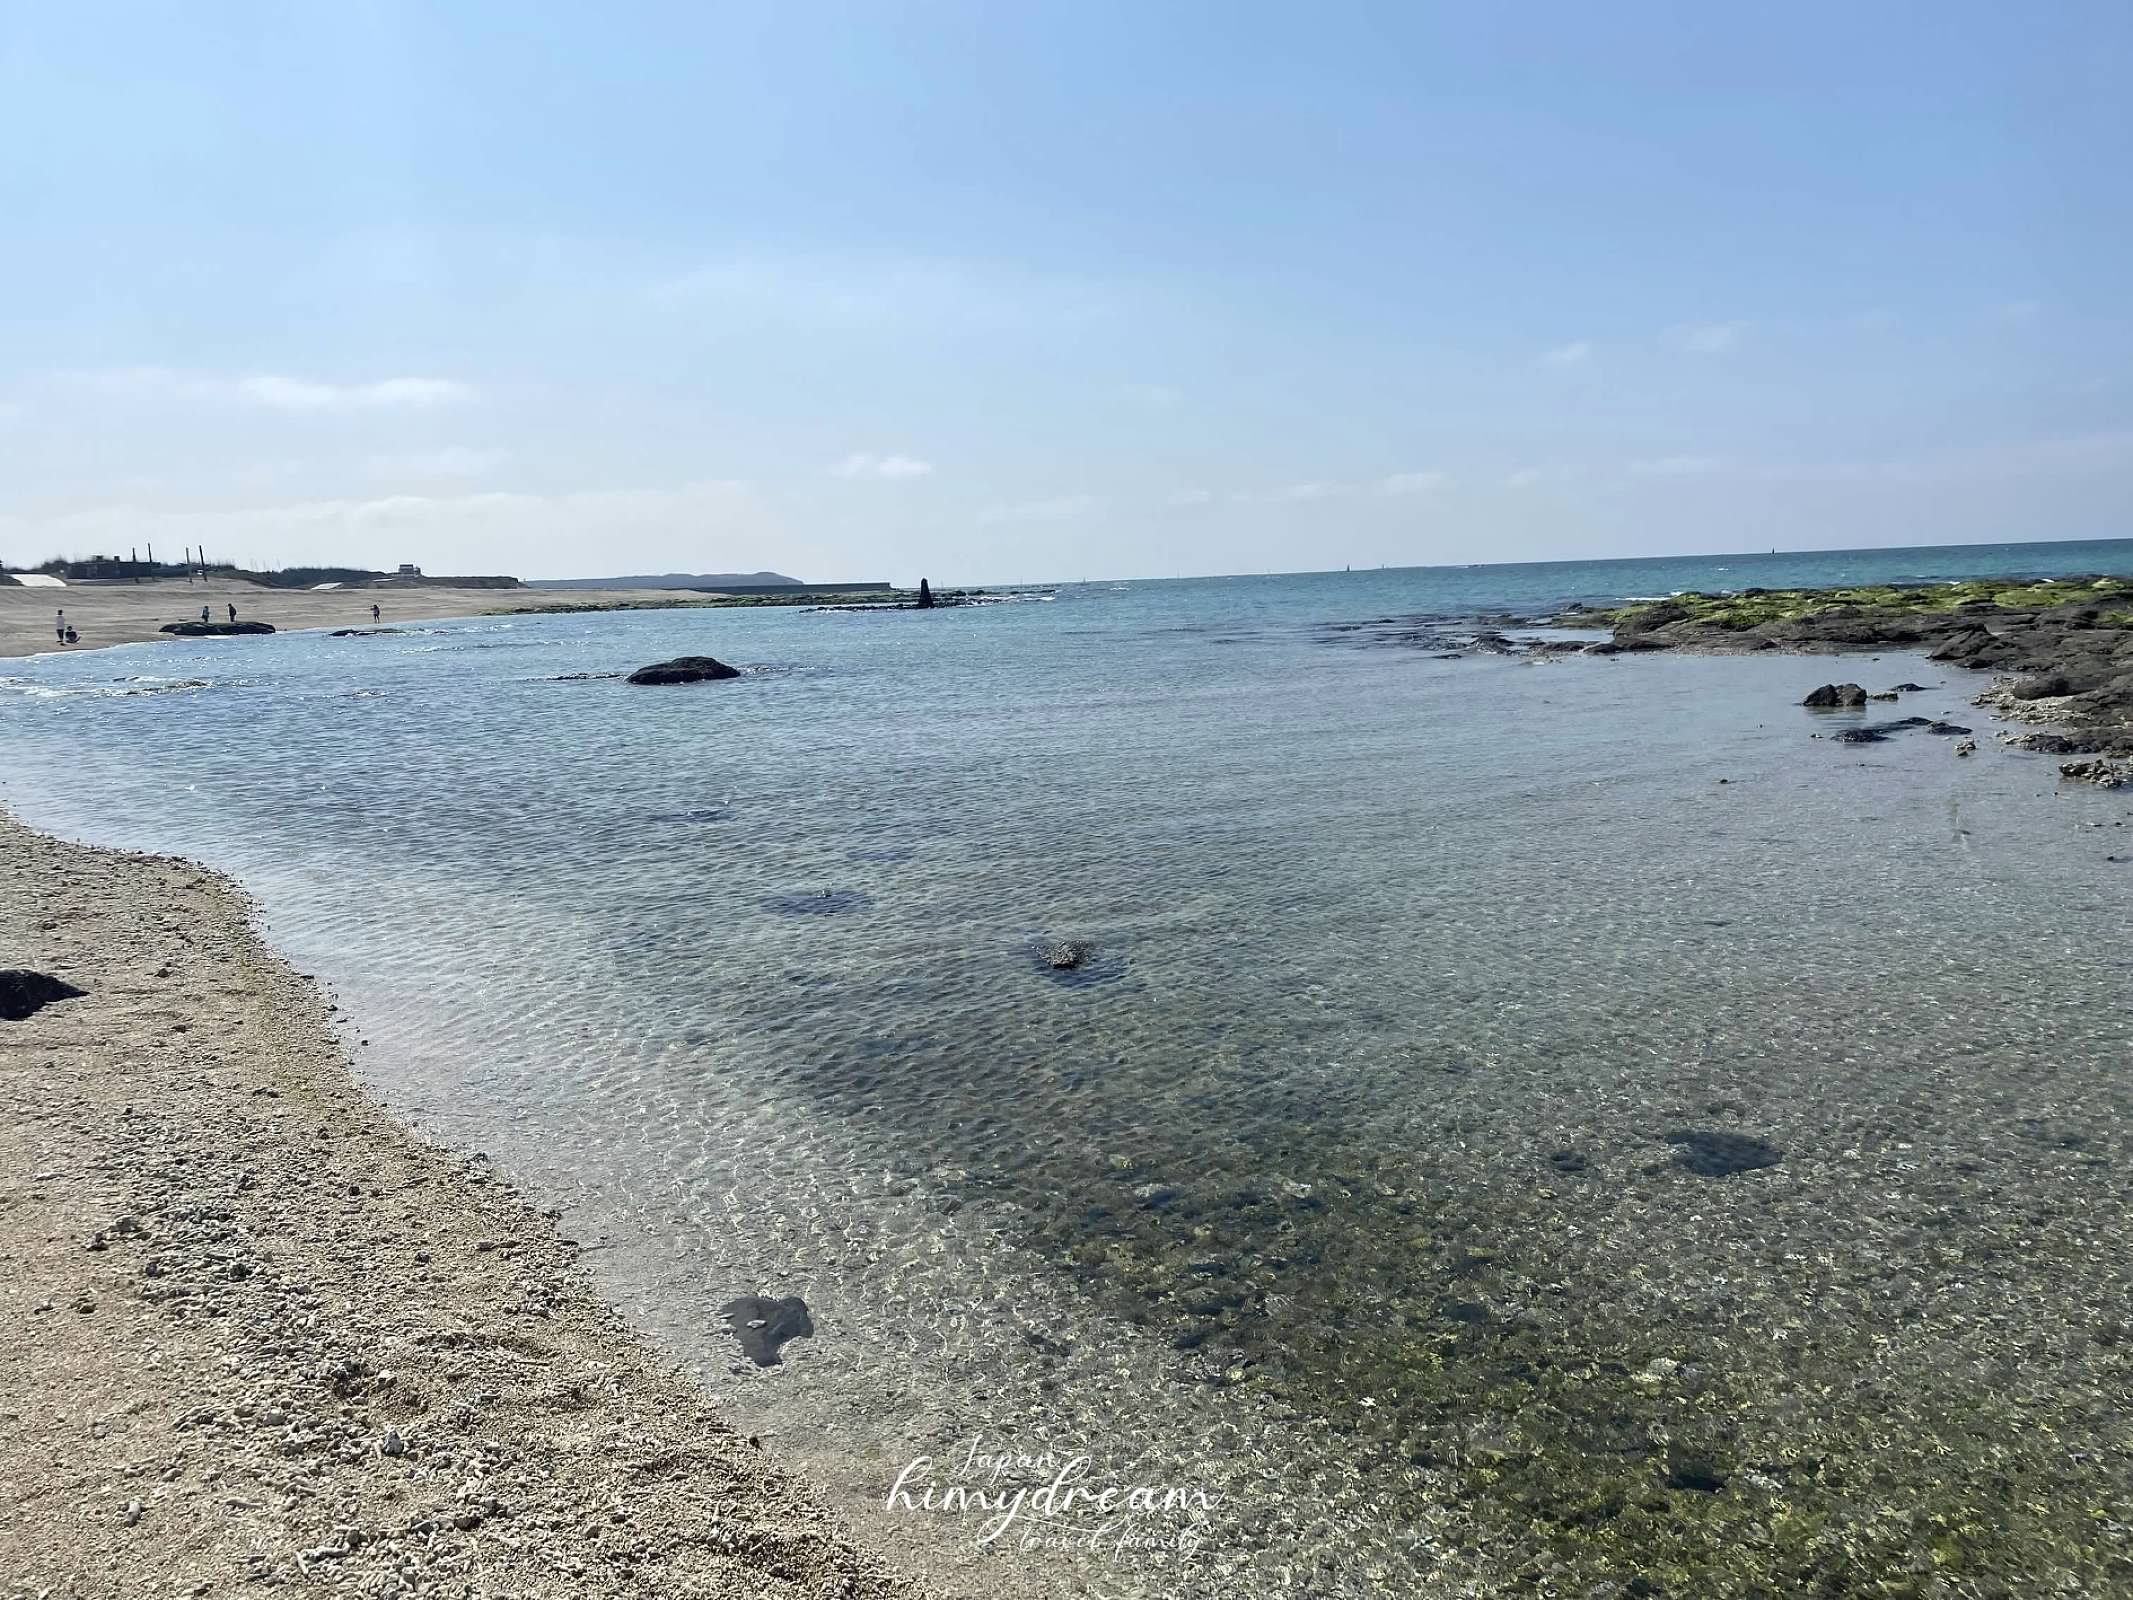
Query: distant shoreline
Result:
<box><xmin>0</xmin><ymin>578</ymin><xmax>895</xmax><ymax>660</ymax></box>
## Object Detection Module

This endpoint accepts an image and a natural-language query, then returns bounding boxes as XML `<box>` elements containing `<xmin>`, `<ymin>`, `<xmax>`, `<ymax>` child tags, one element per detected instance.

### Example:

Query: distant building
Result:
<box><xmin>396</xmin><ymin>563</ymin><xmax>423</xmax><ymax>576</ymax></box>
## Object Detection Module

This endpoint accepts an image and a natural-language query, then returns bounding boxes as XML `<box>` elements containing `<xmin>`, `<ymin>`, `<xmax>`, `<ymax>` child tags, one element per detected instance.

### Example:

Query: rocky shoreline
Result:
<box><xmin>0</xmin><ymin>810</ymin><xmax>941</xmax><ymax>1600</ymax></box>
<box><xmin>1560</xmin><ymin>574</ymin><xmax>2133</xmax><ymax>771</ymax></box>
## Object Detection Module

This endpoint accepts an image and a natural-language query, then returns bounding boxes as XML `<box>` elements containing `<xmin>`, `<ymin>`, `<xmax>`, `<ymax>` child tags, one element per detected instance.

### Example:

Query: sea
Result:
<box><xmin>5</xmin><ymin>537</ymin><xmax>2132</xmax><ymax>1597</ymax></box>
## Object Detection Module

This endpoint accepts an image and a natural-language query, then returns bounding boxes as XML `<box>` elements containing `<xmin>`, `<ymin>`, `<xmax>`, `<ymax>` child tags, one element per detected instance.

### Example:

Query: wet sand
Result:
<box><xmin>0</xmin><ymin>578</ymin><xmax>725</xmax><ymax>658</ymax></box>
<box><xmin>0</xmin><ymin>809</ymin><xmax>942</xmax><ymax>1599</ymax></box>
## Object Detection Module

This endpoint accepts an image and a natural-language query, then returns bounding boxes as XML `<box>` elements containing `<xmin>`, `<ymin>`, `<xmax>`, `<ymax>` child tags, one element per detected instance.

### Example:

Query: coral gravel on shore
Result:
<box><xmin>0</xmin><ymin>811</ymin><xmax>939</xmax><ymax>1600</ymax></box>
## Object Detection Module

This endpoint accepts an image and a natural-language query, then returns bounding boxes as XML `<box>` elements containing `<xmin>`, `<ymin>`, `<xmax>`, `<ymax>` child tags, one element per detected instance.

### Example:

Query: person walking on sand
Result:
<box><xmin>371</xmin><ymin>603</ymin><xmax>381</xmax><ymax>623</ymax></box>
<box><xmin>227</xmin><ymin>602</ymin><xmax>237</xmax><ymax>624</ymax></box>
<box><xmin>200</xmin><ymin>604</ymin><xmax>210</xmax><ymax>625</ymax></box>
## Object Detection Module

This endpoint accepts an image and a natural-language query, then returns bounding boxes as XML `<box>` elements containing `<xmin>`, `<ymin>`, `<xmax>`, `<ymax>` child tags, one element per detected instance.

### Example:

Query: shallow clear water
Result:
<box><xmin>5</xmin><ymin>543</ymin><xmax>2133</xmax><ymax>1596</ymax></box>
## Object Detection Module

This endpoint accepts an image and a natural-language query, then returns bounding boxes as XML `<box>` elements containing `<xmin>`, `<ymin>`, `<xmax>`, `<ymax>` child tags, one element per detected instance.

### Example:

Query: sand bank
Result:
<box><xmin>0</xmin><ymin>579</ymin><xmax>729</xmax><ymax>659</ymax></box>
<box><xmin>0</xmin><ymin>810</ymin><xmax>938</xmax><ymax>1599</ymax></box>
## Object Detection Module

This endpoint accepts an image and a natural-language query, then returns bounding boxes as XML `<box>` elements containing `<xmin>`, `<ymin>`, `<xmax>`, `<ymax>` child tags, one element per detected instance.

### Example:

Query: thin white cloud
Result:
<box><xmin>1504</xmin><ymin>467</ymin><xmax>1545</xmax><ymax>488</ymax></box>
<box><xmin>1380</xmin><ymin>471</ymin><xmax>1449</xmax><ymax>495</ymax></box>
<box><xmin>1629</xmin><ymin>454</ymin><xmax>1730</xmax><ymax>477</ymax></box>
<box><xmin>367</xmin><ymin>447</ymin><xmax>512</xmax><ymax>480</ymax></box>
<box><xmin>977</xmin><ymin>495</ymin><xmax>1097</xmax><ymax>524</ymax></box>
<box><xmin>1664</xmin><ymin>322</ymin><xmax>1745</xmax><ymax>355</ymax></box>
<box><xmin>1538</xmin><ymin>340</ymin><xmax>1591</xmax><ymax>367</ymax></box>
<box><xmin>831</xmin><ymin>452</ymin><xmax>935</xmax><ymax>481</ymax></box>
<box><xmin>69</xmin><ymin>368</ymin><xmax>476</xmax><ymax>411</ymax></box>
<box><xmin>1270</xmin><ymin>482</ymin><xmax>1347</xmax><ymax>502</ymax></box>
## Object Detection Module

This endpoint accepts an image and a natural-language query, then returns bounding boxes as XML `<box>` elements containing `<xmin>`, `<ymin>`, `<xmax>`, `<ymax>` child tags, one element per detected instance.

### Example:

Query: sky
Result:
<box><xmin>2</xmin><ymin>2</ymin><xmax>2129</xmax><ymax>584</ymax></box>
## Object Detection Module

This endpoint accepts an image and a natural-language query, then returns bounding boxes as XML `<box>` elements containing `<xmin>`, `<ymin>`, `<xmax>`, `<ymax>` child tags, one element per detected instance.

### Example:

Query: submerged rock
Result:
<box><xmin>0</xmin><ymin>970</ymin><xmax>85</xmax><ymax>1022</ymax></box>
<box><xmin>329</xmin><ymin>627</ymin><xmax>405</xmax><ymax>637</ymax></box>
<box><xmin>1028</xmin><ymin>937</ymin><xmax>1127</xmax><ymax>987</ymax></box>
<box><xmin>1802</xmin><ymin>683</ymin><xmax>1868</xmax><ymax>708</ymax></box>
<box><xmin>626</xmin><ymin>655</ymin><xmax>741</xmax><ymax>685</ymax></box>
<box><xmin>1044</xmin><ymin>939</ymin><xmax>1094</xmax><ymax>971</ymax></box>
<box><xmin>1664</xmin><ymin>1129</ymin><xmax>1783</xmax><ymax>1177</ymax></box>
<box><xmin>764</xmin><ymin>889</ymin><xmax>870</xmax><ymax>915</ymax></box>
<box><xmin>718</xmin><ymin>1295</ymin><xmax>815</xmax><ymax>1366</ymax></box>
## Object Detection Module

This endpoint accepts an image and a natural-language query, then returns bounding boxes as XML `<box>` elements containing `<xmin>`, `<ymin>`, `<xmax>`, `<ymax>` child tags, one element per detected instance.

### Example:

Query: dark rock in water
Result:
<box><xmin>555</xmin><ymin>671</ymin><xmax>626</xmax><ymax>681</ymax></box>
<box><xmin>2060</xmin><ymin>760</ymin><xmax>2133</xmax><ymax>789</ymax></box>
<box><xmin>1831</xmin><ymin>716</ymin><xmax>1942</xmax><ymax>744</ymax></box>
<box><xmin>1866</xmin><ymin>691</ymin><xmax>1899</xmax><ymax>701</ymax></box>
<box><xmin>765</xmin><ymin>889</ymin><xmax>870</xmax><ymax>915</ymax></box>
<box><xmin>719</xmin><ymin>1295</ymin><xmax>814</xmax><ymax>1366</ymax></box>
<box><xmin>1547</xmin><ymin>1149</ymin><xmax>1590</xmax><ymax>1176</ymax></box>
<box><xmin>329</xmin><ymin>627</ymin><xmax>405</xmax><ymax>637</ymax></box>
<box><xmin>2010</xmin><ymin>673</ymin><xmax>2074</xmax><ymax>701</ymax></box>
<box><xmin>627</xmin><ymin>655</ymin><xmax>741</xmax><ymax>685</ymax></box>
<box><xmin>916</xmin><ymin>577</ymin><xmax>935</xmax><ymax>609</ymax></box>
<box><xmin>1665</xmin><ymin>1129</ymin><xmax>1782</xmax><ymax>1177</ymax></box>
<box><xmin>0</xmin><ymin>970</ymin><xmax>86</xmax><ymax>1022</ymax></box>
<box><xmin>158</xmin><ymin>620</ymin><xmax>275</xmax><ymax>637</ymax></box>
<box><xmin>1887</xmin><ymin>682</ymin><xmax>1930</xmax><ymax>693</ymax></box>
<box><xmin>1802</xmin><ymin>683</ymin><xmax>1867</xmax><ymax>708</ymax></box>
<box><xmin>1028</xmin><ymin>937</ymin><xmax>1127</xmax><ymax>987</ymax></box>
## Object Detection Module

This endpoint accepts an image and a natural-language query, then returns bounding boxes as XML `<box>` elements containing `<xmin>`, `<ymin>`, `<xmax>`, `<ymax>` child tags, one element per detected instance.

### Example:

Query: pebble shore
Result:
<box><xmin>0</xmin><ymin>810</ymin><xmax>939</xmax><ymax>1600</ymax></box>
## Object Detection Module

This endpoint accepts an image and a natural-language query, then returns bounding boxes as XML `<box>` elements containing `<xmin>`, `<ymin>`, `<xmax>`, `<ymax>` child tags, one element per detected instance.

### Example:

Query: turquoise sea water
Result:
<box><xmin>5</xmin><ymin>538</ymin><xmax>2133</xmax><ymax>1597</ymax></box>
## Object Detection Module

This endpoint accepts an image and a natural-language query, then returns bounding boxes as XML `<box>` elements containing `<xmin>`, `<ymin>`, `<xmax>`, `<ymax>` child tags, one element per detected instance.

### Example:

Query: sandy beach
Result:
<box><xmin>0</xmin><ymin>579</ymin><xmax>729</xmax><ymax>659</ymax></box>
<box><xmin>0</xmin><ymin>809</ymin><xmax>939</xmax><ymax>1599</ymax></box>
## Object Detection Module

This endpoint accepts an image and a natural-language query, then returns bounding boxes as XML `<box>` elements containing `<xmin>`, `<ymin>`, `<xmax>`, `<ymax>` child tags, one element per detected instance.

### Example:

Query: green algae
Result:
<box><xmin>1569</xmin><ymin>574</ymin><xmax>2133</xmax><ymax>633</ymax></box>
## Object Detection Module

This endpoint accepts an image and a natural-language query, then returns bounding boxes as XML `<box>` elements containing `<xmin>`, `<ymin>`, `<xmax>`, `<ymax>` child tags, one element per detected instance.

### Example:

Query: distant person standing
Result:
<box><xmin>200</xmin><ymin>604</ymin><xmax>210</xmax><ymax>624</ymax></box>
<box><xmin>227</xmin><ymin>602</ymin><xmax>237</xmax><ymax>624</ymax></box>
<box><xmin>371</xmin><ymin>603</ymin><xmax>381</xmax><ymax>623</ymax></box>
<box><xmin>55</xmin><ymin>609</ymin><xmax>66</xmax><ymax>644</ymax></box>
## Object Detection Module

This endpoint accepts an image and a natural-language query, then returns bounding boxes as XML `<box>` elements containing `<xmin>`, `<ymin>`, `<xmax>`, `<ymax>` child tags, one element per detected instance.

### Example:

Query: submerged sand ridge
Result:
<box><xmin>0</xmin><ymin>810</ymin><xmax>942</xmax><ymax>1599</ymax></box>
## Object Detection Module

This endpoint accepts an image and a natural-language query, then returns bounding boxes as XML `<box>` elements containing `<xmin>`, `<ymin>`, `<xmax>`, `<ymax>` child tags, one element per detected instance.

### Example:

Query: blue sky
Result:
<box><xmin>3</xmin><ymin>2</ymin><xmax>2128</xmax><ymax>582</ymax></box>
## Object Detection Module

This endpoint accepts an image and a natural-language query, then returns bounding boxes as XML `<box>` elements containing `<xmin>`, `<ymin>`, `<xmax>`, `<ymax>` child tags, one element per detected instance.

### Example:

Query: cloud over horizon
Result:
<box><xmin>831</xmin><ymin>452</ymin><xmax>936</xmax><ymax>480</ymax></box>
